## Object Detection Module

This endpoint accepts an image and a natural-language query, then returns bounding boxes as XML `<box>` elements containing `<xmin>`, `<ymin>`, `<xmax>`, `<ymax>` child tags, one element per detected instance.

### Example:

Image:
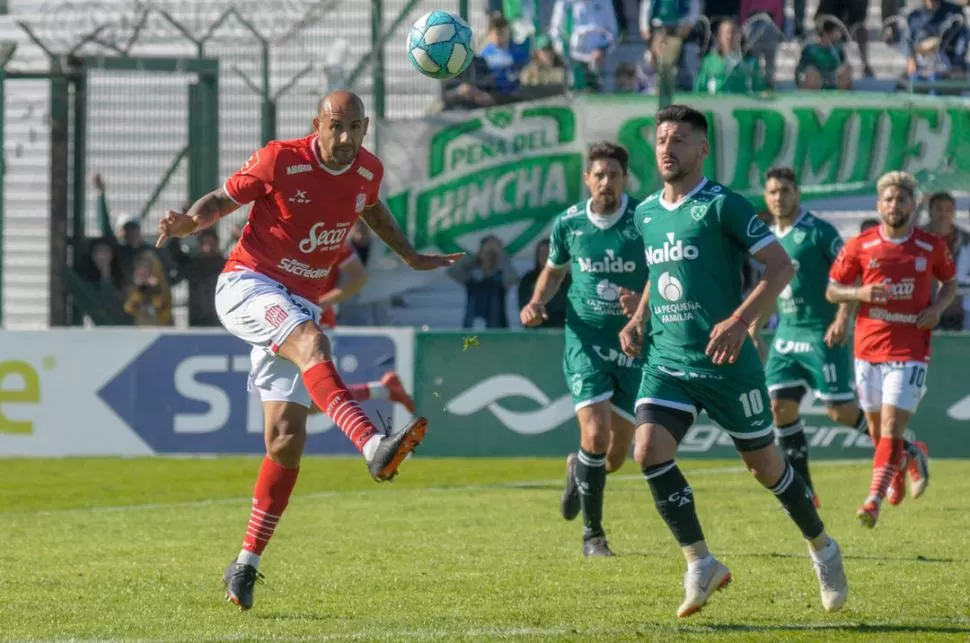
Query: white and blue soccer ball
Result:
<box><xmin>407</xmin><ymin>10</ymin><xmax>474</xmax><ymax>80</ymax></box>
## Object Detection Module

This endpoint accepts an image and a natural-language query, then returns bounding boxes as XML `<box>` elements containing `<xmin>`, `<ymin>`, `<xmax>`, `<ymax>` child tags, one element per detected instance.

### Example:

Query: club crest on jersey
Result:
<box><xmin>264</xmin><ymin>304</ymin><xmax>289</xmax><ymax>328</ymax></box>
<box><xmin>690</xmin><ymin>205</ymin><xmax>708</xmax><ymax>221</ymax></box>
<box><xmin>355</xmin><ymin>192</ymin><xmax>367</xmax><ymax>213</ymax></box>
<box><xmin>915</xmin><ymin>256</ymin><xmax>927</xmax><ymax>272</ymax></box>
<box><xmin>746</xmin><ymin>216</ymin><xmax>769</xmax><ymax>238</ymax></box>
<box><xmin>793</xmin><ymin>229</ymin><xmax>806</xmax><ymax>244</ymax></box>
<box><xmin>620</xmin><ymin>225</ymin><xmax>639</xmax><ymax>241</ymax></box>
<box><xmin>868</xmin><ymin>258</ymin><xmax>880</xmax><ymax>269</ymax></box>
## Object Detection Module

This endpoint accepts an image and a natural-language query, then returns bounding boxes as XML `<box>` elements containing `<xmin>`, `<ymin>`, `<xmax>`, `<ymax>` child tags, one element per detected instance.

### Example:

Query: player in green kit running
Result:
<box><xmin>521</xmin><ymin>142</ymin><xmax>647</xmax><ymax>557</ymax></box>
<box><xmin>754</xmin><ymin>167</ymin><xmax>929</xmax><ymax>507</ymax></box>
<box><xmin>618</xmin><ymin>105</ymin><xmax>847</xmax><ymax>617</ymax></box>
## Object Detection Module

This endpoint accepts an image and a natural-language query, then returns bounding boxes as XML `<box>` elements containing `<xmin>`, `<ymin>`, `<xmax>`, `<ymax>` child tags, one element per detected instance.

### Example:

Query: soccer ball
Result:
<box><xmin>407</xmin><ymin>10</ymin><xmax>474</xmax><ymax>80</ymax></box>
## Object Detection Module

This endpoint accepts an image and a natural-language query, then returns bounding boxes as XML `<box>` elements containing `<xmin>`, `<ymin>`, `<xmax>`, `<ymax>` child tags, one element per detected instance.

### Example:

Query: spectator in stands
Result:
<box><xmin>900</xmin><ymin>0</ymin><xmax>969</xmax><ymax>92</ymax></box>
<box><xmin>614</xmin><ymin>61</ymin><xmax>639</xmax><ymax>91</ymax></box>
<box><xmin>924</xmin><ymin>191</ymin><xmax>970</xmax><ymax>330</ymax></box>
<box><xmin>480</xmin><ymin>13</ymin><xmax>532</xmax><ymax>99</ymax></box>
<box><xmin>440</xmin><ymin>55</ymin><xmax>496</xmax><ymax>110</ymax></box>
<box><xmin>741</xmin><ymin>0</ymin><xmax>786</xmax><ymax>87</ymax></box>
<box><xmin>859</xmin><ymin>217</ymin><xmax>880</xmax><ymax>232</ymax></box>
<box><xmin>74</xmin><ymin>236</ymin><xmax>130</xmax><ymax>325</ymax></box>
<box><xmin>694</xmin><ymin>17</ymin><xmax>766</xmax><ymax>94</ymax></box>
<box><xmin>639</xmin><ymin>0</ymin><xmax>702</xmax><ymax>83</ymax></box>
<box><xmin>520</xmin><ymin>35</ymin><xmax>567</xmax><ymax>89</ymax></box>
<box><xmin>795</xmin><ymin>20</ymin><xmax>853</xmax><ymax>89</ymax></box>
<box><xmin>550</xmin><ymin>0</ymin><xmax>619</xmax><ymax>92</ymax></box>
<box><xmin>169</xmin><ymin>229</ymin><xmax>226</xmax><ymax>327</ymax></box>
<box><xmin>92</xmin><ymin>173</ymin><xmax>172</xmax><ymax>282</ymax></box>
<box><xmin>815</xmin><ymin>0</ymin><xmax>876</xmax><ymax>77</ymax></box>
<box><xmin>123</xmin><ymin>251</ymin><xmax>173</xmax><ymax>327</ymax></box>
<box><xmin>448</xmin><ymin>235</ymin><xmax>518</xmax><ymax>329</ymax></box>
<box><xmin>518</xmin><ymin>239</ymin><xmax>568</xmax><ymax>328</ymax></box>
<box><xmin>704</xmin><ymin>0</ymin><xmax>743</xmax><ymax>37</ymax></box>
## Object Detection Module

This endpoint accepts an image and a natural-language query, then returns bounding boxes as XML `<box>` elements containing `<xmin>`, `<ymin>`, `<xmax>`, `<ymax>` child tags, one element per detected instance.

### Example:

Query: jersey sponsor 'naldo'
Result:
<box><xmin>645</xmin><ymin>232</ymin><xmax>699</xmax><ymax>266</ymax></box>
<box><xmin>578</xmin><ymin>248</ymin><xmax>638</xmax><ymax>273</ymax></box>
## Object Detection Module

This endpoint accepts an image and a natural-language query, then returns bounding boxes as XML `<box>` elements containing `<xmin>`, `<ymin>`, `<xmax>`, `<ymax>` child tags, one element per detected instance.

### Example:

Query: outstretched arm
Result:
<box><xmin>156</xmin><ymin>188</ymin><xmax>242</xmax><ymax>247</ymax></box>
<box><xmin>360</xmin><ymin>200</ymin><xmax>464</xmax><ymax>271</ymax></box>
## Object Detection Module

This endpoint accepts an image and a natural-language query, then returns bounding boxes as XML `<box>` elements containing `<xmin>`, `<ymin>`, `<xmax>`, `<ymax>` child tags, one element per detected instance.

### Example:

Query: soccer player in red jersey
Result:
<box><xmin>826</xmin><ymin>172</ymin><xmax>957</xmax><ymax>528</ymax></box>
<box><xmin>156</xmin><ymin>90</ymin><xmax>462</xmax><ymax>610</ymax></box>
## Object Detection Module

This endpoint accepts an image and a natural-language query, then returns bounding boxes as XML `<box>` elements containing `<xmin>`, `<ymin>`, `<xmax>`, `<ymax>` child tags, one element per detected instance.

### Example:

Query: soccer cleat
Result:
<box><xmin>381</xmin><ymin>371</ymin><xmax>417</xmax><ymax>415</ymax></box>
<box><xmin>582</xmin><ymin>536</ymin><xmax>613</xmax><ymax>557</ymax></box>
<box><xmin>887</xmin><ymin>470</ymin><xmax>906</xmax><ymax>506</ymax></box>
<box><xmin>907</xmin><ymin>441</ymin><xmax>929</xmax><ymax>499</ymax></box>
<box><xmin>560</xmin><ymin>453</ymin><xmax>580</xmax><ymax>521</ymax></box>
<box><xmin>811</xmin><ymin>539</ymin><xmax>848</xmax><ymax>612</ymax></box>
<box><xmin>223</xmin><ymin>559</ymin><xmax>264</xmax><ymax>611</ymax></box>
<box><xmin>367</xmin><ymin>417</ymin><xmax>428</xmax><ymax>481</ymax></box>
<box><xmin>857</xmin><ymin>498</ymin><xmax>880</xmax><ymax>528</ymax></box>
<box><xmin>677</xmin><ymin>559</ymin><xmax>732</xmax><ymax>618</ymax></box>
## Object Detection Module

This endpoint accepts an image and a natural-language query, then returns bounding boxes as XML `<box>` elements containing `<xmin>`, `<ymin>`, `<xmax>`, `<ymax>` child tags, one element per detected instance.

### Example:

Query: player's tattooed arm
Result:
<box><xmin>361</xmin><ymin>201</ymin><xmax>465</xmax><ymax>270</ymax></box>
<box><xmin>825</xmin><ymin>282</ymin><xmax>887</xmax><ymax>305</ymax></box>
<box><xmin>156</xmin><ymin>188</ymin><xmax>241</xmax><ymax>247</ymax></box>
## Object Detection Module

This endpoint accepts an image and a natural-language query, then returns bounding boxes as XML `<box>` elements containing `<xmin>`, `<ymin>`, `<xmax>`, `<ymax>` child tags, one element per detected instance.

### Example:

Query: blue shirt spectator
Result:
<box><xmin>480</xmin><ymin>13</ymin><xmax>532</xmax><ymax>95</ymax></box>
<box><xmin>904</xmin><ymin>0</ymin><xmax>969</xmax><ymax>78</ymax></box>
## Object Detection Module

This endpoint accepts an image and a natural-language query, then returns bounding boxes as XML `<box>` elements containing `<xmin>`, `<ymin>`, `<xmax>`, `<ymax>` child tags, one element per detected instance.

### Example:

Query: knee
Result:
<box><xmin>284</xmin><ymin>322</ymin><xmax>331</xmax><ymax>369</ymax></box>
<box><xmin>771</xmin><ymin>399</ymin><xmax>800</xmax><ymax>426</ymax></box>
<box><xmin>633</xmin><ymin>426</ymin><xmax>668</xmax><ymax>469</ymax></box>
<box><xmin>267</xmin><ymin>416</ymin><xmax>307</xmax><ymax>462</ymax></box>
<box><xmin>827</xmin><ymin>404</ymin><xmax>857</xmax><ymax>427</ymax></box>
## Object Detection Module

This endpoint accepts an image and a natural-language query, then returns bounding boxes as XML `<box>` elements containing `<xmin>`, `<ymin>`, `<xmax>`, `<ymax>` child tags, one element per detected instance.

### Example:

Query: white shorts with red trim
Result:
<box><xmin>854</xmin><ymin>359</ymin><xmax>927</xmax><ymax>414</ymax></box>
<box><xmin>215</xmin><ymin>268</ymin><xmax>325</xmax><ymax>407</ymax></box>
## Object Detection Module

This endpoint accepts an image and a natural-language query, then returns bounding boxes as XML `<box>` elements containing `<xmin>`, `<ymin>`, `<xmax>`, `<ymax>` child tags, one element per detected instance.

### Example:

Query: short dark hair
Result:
<box><xmin>587</xmin><ymin>141</ymin><xmax>629</xmax><ymax>174</ymax></box>
<box><xmin>928</xmin><ymin>191</ymin><xmax>955</xmax><ymax>210</ymax></box>
<box><xmin>765</xmin><ymin>166</ymin><xmax>798</xmax><ymax>187</ymax></box>
<box><xmin>488</xmin><ymin>14</ymin><xmax>509</xmax><ymax>32</ymax></box>
<box><xmin>656</xmin><ymin>104</ymin><xmax>708</xmax><ymax>134</ymax></box>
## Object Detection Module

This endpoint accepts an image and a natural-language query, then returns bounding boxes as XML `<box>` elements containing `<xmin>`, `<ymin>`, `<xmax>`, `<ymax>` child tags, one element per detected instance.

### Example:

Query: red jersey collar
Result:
<box><xmin>308</xmin><ymin>135</ymin><xmax>356</xmax><ymax>176</ymax></box>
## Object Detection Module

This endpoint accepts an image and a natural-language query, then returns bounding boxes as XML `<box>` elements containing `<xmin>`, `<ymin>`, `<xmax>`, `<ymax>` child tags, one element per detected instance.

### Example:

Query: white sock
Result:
<box><xmin>687</xmin><ymin>555</ymin><xmax>714</xmax><ymax>572</ymax></box>
<box><xmin>238</xmin><ymin>549</ymin><xmax>261</xmax><ymax>569</ymax></box>
<box><xmin>368</xmin><ymin>382</ymin><xmax>390</xmax><ymax>400</ymax></box>
<box><xmin>362</xmin><ymin>434</ymin><xmax>383</xmax><ymax>461</ymax></box>
<box><xmin>809</xmin><ymin>538</ymin><xmax>837</xmax><ymax>563</ymax></box>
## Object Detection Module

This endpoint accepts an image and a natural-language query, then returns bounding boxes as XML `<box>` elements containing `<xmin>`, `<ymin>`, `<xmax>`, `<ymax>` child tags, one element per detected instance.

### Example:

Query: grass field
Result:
<box><xmin>2</xmin><ymin>456</ymin><xmax>970</xmax><ymax>641</ymax></box>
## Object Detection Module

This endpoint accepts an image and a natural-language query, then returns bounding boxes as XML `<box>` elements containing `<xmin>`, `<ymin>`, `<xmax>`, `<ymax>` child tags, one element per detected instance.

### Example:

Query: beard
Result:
<box><xmin>591</xmin><ymin>193</ymin><xmax>618</xmax><ymax>213</ymax></box>
<box><xmin>658</xmin><ymin>158</ymin><xmax>690</xmax><ymax>183</ymax></box>
<box><xmin>883</xmin><ymin>211</ymin><xmax>912</xmax><ymax>229</ymax></box>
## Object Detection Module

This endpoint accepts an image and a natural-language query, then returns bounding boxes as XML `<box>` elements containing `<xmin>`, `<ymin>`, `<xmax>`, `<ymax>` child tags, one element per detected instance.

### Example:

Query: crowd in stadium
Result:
<box><xmin>441</xmin><ymin>0</ymin><xmax>969</xmax><ymax>107</ymax></box>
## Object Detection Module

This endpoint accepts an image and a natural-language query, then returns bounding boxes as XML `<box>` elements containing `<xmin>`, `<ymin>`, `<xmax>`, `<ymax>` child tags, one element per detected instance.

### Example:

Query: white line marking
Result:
<box><xmin>10</xmin><ymin>460</ymin><xmax>871</xmax><ymax>517</ymax></box>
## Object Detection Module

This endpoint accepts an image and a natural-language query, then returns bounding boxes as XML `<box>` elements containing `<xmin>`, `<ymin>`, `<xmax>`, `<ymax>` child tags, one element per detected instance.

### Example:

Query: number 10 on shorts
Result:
<box><xmin>739</xmin><ymin>389</ymin><xmax>765</xmax><ymax>418</ymax></box>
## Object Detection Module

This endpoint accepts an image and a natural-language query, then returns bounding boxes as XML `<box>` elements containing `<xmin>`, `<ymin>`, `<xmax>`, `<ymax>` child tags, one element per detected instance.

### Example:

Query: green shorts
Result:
<box><xmin>563</xmin><ymin>338</ymin><xmax>641</xmax><ymax>421</ymax></box>
<box><xmin>765</xmin><ymin>330</ymin><xmax>855</xmax><ymax>404</ymax></box>
<box><xmin>634</xmin><ymin>362</ymin><xmax>775</xmax><ymax>451</ymax></box>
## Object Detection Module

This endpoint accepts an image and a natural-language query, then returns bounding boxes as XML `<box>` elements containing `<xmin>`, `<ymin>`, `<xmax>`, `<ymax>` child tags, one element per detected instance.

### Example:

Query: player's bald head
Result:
<box><xmin>318</xmin><ymin>91</ymin><xmax>365</xmax><ymax>119</ymax></box>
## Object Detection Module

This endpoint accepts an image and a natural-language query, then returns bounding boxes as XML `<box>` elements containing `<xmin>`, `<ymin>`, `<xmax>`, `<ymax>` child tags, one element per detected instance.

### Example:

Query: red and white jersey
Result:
<box><xmin>223</xmin><ymin>134</ymin><xmax>383</xmax><ymax>302</ymax></box>
<box><xmin>317</xmin><ymin>244</ymin><xmax>358</xmax><ymax>329</ymax></box>
<box><xmin>829</xmin><ymin>226</ymin><xmax>956</xmax><ymax>363</ymax></box>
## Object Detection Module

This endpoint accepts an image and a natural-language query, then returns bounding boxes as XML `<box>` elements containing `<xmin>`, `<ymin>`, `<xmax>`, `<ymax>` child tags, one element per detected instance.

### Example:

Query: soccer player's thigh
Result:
<box><xmin>808</xmin><ymin>342</ymin><xmax>858</xmax><ymax>425</ymax></box>
<box><xmin>698</xmin><ymin>374</ymin><xmax>782</xmax><ymax>483</ymax></box>
<box><xmin>604</xmin><ymin>364</ymin><xmax>641</xmax><ymax>472</ymax></box>
<box><xmin>633</xmin><ymin>367</ymin><xmax>698</xmax><ymax>467</ymax></box>
<box><xmin>765</xmin><ymin>346</ymin><xmax>809</xmax><ymax>426</ymax></box>
<box><xmin>879</xmin><ymin>361</ymin><xmax>927</xmax><ymax>439</ymax></box>
<box><xmin>215</xmin><ymin>269</ymin><xmax>321</xmax><ymax>420</ymax></box>
<box><xmin>564</xmin><ymin>342</ymin><xmax>615</xmax><ymax>452</ymax></box>
<box><xmin>854</xmin><ymin>359</ymin><xmax>884</xmax><ymax>440</ymax></box>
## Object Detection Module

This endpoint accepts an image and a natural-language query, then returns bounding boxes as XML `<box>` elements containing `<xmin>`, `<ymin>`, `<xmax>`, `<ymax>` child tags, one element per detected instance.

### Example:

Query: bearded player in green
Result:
<box><xmin>754</xmin><ymin>167</ymin><xmax>930</xmax><ymax>508</ymax></box>
<box><xmin>520</xmin><ymin>142</ymin><xmax>647</xmax><ymax>557</ymax></box>
<box><xmin>618</xmin><ymin>105</ymin><xmax>847</xmax><ymax>617</ymax></box>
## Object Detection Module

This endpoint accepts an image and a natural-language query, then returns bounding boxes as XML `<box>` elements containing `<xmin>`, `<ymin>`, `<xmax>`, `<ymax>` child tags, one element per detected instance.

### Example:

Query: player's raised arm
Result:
<box><xmin>156</xmin><ymin>188</ymin><xmax>243</xmax><ymax>248</ymax></box>
<box><xmin>359</xmin><ymin>200</ymin><xmax>465</xmax><ymax>270</ymax></box>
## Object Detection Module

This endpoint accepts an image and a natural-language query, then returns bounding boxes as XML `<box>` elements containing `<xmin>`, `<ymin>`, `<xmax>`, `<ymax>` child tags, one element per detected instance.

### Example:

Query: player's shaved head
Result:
<box><xmin>318</xmin><ymin>91</ymin><xmax>365</xmax><ymax>119</ymax></box>
<box><xmin>313</xmin><ymin>90</ymin><xmax>369</xmax><ymax>169</ymax></box>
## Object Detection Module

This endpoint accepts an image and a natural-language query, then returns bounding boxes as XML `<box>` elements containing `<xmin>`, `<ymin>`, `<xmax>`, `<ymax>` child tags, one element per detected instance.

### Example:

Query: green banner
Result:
<box><xmin>414</xmin><ymin>330</ymin><xmax>970</xmax><ymax>459</ymax></box>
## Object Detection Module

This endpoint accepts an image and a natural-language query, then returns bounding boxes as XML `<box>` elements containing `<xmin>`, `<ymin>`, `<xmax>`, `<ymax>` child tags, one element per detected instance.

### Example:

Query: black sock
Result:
<box><xmin>643</xmin><ymin>460</ymin><xmax>705</xmax><ymax>546</ymax></box>
<box><xmin>775</xmin><ymin>419</ymin><xmax>814</xmax><ymax>494</ymax></box>
<box><xmin>769</xmin><ymin>462</ymin><xmax>824</xmax><ymax>540</ymax></box>
<box><xmin>855</xmin><ymin>409</ymin><xmax>917</xmax><ymax>454</ymax></box>
<box><xmin>576</xmin><ymin>448</ymin><xmax>607</xmax><ymax>540</ymax></box>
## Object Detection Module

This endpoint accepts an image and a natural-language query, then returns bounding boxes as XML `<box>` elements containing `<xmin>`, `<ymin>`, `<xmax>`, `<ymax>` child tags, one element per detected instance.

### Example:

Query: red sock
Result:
<box><xmin>868</xmin><ymin>438</ymin><xmax>906</xmax><ymax>500</ymax></box>
<box><xmin>242</xmin><ymin>458</ymin><xmax>300</xmax><ymax>555</ymax></box>
<box><xmin>302</xmin><ymin>361</ymin><xmax>379</xmax><ymax>452</ymax></box>
<box><xmin>348</xmin><ymin>383</ymin><xmax>371</xmax><ymax>402</ymax></box>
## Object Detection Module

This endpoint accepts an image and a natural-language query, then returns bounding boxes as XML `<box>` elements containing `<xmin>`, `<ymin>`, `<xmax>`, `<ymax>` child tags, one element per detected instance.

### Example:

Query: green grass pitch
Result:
<box><xmin>2</xmin><ymin>457</ymin><xmax>969</xmax><ymax>641</ymax></box>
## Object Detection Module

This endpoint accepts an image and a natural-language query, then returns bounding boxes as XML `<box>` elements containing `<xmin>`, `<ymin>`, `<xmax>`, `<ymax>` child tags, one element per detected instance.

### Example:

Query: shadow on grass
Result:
<box><xmin>618</xmin><ymin>550</ymin><xmax>965</xmax><ymax>564</ymax></box>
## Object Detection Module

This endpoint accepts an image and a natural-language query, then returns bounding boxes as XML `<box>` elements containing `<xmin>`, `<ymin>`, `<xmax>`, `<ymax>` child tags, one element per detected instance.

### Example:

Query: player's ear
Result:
<box><xmin>311</xmin><ymin>116</ymin><xmax>321</xmax><ymax>132</ymax></box>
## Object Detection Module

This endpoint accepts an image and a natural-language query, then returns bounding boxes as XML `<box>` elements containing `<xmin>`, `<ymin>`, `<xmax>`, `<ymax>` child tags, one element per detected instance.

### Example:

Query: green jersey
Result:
<box><xmin>771</xmin><ymin>210</ymin><xmax>844</xmax><ymax>332</ymax></box>
<box><xmin>797</xmin><ymin>42</ymin><xmax>846</xmax><ymax>75</ymax></box>
<box><xmin>548</xmin><ymin>195</ymin><xmax>647</xmax><ymax>341</ymax></box>
<box><xmin>694</xmin><ymin>52</ymin><xmax>765</xmax><ymax>95</ymax></box>
<box><xmin>635</xmin><ymin>179</ymin><xmax>775</xmax><ymax>373</ymax></box>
